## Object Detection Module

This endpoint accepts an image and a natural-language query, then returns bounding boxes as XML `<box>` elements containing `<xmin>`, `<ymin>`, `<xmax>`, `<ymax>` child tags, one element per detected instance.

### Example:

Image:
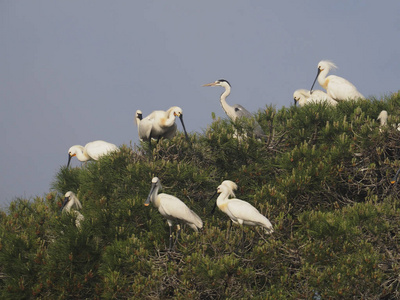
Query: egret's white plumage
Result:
<box><xmin>310</xmin><ymin>60</ymin><xmax>365</xmax><ymax>101</ymax></box>
<box><xmin>214</xmin><ymin>180</ymin><xmax>273</xmax><ymax>233</ymax></box>
<box><xmin>144</xmin><ymin>177</ymin><xmax>203</xmax><ymax>249</ymax></box>
<box><xmin>61</xmin><ymin>191</ymin><xmax>84</xmax><ymax>228</ymax></box>
<box><xmin>203</xmin><ymin>79</ymin><xmax>265</xmax><ymax>139</ymax></box>
<box><xmin>67</xmin><ymin>140</ymin><xmax>119</xmax><ymax>167</ymax></box>
<box><xmin>293</xmin><ymin>89</ymin><xmax>338</xmax><ymax>107</ymax></box>
<box><xmin>136</xmin><ymin>106</ymin><xmax>189</xmax><ymax>146</ymax></box>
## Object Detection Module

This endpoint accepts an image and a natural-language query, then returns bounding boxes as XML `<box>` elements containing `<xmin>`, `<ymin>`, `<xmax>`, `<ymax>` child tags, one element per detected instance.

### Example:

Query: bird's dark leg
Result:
<box><xmin>172</xmin><ymin>224</ymin><xmax>181</xmax><ymax>250</ymax></box>
<box><xmin>157</xmin><ymin>136</ymin><xmax>161</xmax><ymax>144</ymax></box>
<box><xmin>168</xmin><ymin>225</ymin><xmax>173</xmax><ymax>251</ymax></box>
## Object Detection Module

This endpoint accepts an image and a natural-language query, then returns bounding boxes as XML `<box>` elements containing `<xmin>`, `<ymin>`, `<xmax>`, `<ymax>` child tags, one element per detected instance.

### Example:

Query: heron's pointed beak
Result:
<box><xmin>310</xmin><ymin>67</ymin><xmax>322</xmax><ymax>93</ymax></box>
<box><xmin>60</xmin><ymin>197</ymin><xmax>69</xmax><ymax>212</ymax></box>
<box><xmin>202</xmin><ymin>82</ymin><xmax>217</xmax><ymax>87</ymax></box>
<box><xmin>179</xmin><ymin>115</ymin><xmax>189</xmax><ymax>140</ymax></box>
<box><xmin>145</xmin><ymin>183</ymin><xmax>156</xmax><ymax>206</ymax></box>
<box><xmin>391</xmin><ymin>167</ymin><xmax>400</xmax><ymax>184</ymax></box>
<box><xmin>294</xmin><ymin>98</ymin><xmax>297</xmax><ymax>106</ymax></box>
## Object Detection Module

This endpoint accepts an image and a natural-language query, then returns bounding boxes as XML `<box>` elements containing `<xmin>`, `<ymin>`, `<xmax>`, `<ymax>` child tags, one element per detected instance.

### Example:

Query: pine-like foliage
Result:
<box><xmin>1</xmin><ymin>93</ymin><xmax>400</xmax><ymax>299</ymax></box>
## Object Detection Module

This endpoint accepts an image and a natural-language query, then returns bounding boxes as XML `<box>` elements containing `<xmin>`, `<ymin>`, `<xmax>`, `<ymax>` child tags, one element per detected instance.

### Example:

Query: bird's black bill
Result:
<box><xmin>207</xmin><ymin>191</ymin><xmax>218</xmax><ymax>215</ymax></box>
<box><xmin>179</xmin><ymin>115</ymin><xmax>189</xmax><ymax>140</ymax></box>
<box><xmin>391</xmin><ymin>167</ymin><xmax>400</xmax><ymax>184</ymax></box>
<box><xmin>60</xmin><ymin>197</ymin><xmax>69</xmax><ymax>212</ymax></box>
<box><xmin>294</xmin><ymin>99</ymin><xmax>297</xmax><ymax>106</ymax></box>
<box><xmin>145</xmin><ymin>183</ymin><xmax>156</xmax><ymax>206</ymax></box>
<box><xmin>310</xmin><ymin>68</ymin><xmax>321</xmax><ymax>93</ymax></box>
<box><xmin>67</xmin><ymin>154</ymin><xmax>72</xmax><ymax>168</ymax></box>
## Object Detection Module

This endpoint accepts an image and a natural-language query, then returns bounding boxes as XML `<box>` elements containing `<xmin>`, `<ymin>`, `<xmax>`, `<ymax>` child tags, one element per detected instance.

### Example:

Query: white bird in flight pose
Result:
<box><xmin>293</xmin><ymin>89</ymin><xmax>338</xmax><ymax>107</ymax></box>
<box><xmin>61</xmin><ymin>191</ymin><xmax>84</xmax><ymax>228</ymax></box>
<box><xmin>144</xmin><ymin>177</ymin><xmax>203</xmax><ymax>250</ymax></box>
<box><xmin>135</xmin><ymin>106</ymin><xmax>189</xmax><ymax>148</ymax></box>
<box><xmin>211</xmin><ymin>180</ymin><xmax>274</xmax><ymax>233</ymax></box>
<box><xmin>203</xmin><ymin>79</ymin><xmax>266</xmax><ymax>139</ymax></box>
<box><xmin>67</xmin><ymin>140</ymin><xmax>119</xmax><ymax>167</ymax></box>
<box><xmin>310</xmin><ymin>60</ymin><xmax>365</xmax><ymax>101</ymax></box>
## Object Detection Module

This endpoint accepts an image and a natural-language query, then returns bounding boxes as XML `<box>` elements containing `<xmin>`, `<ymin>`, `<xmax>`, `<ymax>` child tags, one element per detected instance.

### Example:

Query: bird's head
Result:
<box><xmin>202</xmin><ymin>79</ymin><xmax>231</xmax><ymax>88</ymax></box>
<box><xmin>145</xmin><ymin>177</ymin><xmax>161</xmax><ymax>206</ymax></box>
<box><xmin>136</xmin><ymin>110</ymin><xmax>143</xmax><ymax>120</ymax></box>
<box><xmin>318</xmin><ymin>60</ymin><xmax>337</xmax><ymax>73</ymax></box>
<box><xmin>67</xmin><ymin>146</ymin><xmax>78</xmax><ymax>168</ymax></box>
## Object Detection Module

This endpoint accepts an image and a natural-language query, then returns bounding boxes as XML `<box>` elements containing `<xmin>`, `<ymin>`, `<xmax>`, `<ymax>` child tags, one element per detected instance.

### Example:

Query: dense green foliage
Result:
<box><xmin>2</xmin><ymin>93</ymin><xmax>400</xmax><ymax>299</ymax></box>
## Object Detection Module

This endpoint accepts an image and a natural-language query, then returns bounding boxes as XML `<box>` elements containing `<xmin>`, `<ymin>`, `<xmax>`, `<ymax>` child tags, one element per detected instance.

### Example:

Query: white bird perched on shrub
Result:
<box><xmin>310</xmin><ymin>60</ymin><xmax>365</xmax><ymax>101</ymax></box>
<box><xmin>377</xmin><ymin>110</ymin><xmax>400</xmax><ymax>131</ymax></box>
<box><xmin>67</xmin><ymin>140</ymin><xmax>119</xmax><ymax>167</ymax></box>
<box><xmin>293</xmin><ymin>89</ymin><xmax>338</xmax><ymax>107</ymax></box>
<box><xmin>144</xmin><ymin>177</ymin><xmax>203</xmax><ymax>250</ymax></box>
<box><xmin>135</xmin><ymin>107</ymin><xmax>189</xmax><ymax>148</ymax></box>
<box><xmin>210</xmin><ymin>180</ymin><xmax>274</xmax><ymax>233</ymax></box>
<box><xmin>61</xmin><ymin>191</ymin><xmax>84</xmax><ymax>228</ymax></box>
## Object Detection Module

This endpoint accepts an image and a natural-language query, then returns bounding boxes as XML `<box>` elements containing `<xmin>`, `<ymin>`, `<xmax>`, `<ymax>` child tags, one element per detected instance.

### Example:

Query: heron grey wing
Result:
<box><xmin>233</xmin><ymin>105</ymin><xmax>266</xmax><ymax>137</ymax></box>
<box><xmin>233</xmin><ymin>104</ymin><xmax>254</xmax><ymax>119</ymax></box>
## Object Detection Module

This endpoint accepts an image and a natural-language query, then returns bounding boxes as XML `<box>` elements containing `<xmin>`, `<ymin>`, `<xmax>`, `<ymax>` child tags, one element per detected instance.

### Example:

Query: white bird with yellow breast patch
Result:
<box><xmin>213</xmin><ymin>180</ymin><xmax>274</xmax><ymax>233</ymax></box>
<box><xmin>310</xmin><ymin>60</ymin><xmax>365</xmax><ymax>101</ymax></box>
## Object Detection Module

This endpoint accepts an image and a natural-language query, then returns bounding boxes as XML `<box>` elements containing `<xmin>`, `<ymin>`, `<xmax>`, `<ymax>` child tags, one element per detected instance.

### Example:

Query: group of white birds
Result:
<box><xmin>293</xmin><ymin>60</ymin><xmax>365</xmax><ymax>107</ymax></box>
<box><xmin>62</xmin><ymin>59</ymin><xmax>371</xmax><ymax>248</ymax></box>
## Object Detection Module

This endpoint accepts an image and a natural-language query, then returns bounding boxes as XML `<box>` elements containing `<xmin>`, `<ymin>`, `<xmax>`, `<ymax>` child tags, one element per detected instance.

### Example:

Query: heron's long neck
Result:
<box><xmin>75</xmin><ymin>146</ymin><xmax>91</xmax><ymax>162</ymax></box>
<box><xmin>220</xmin><ymin>86</ymin><xmax>236</xmax><ymax>121</ymax></box>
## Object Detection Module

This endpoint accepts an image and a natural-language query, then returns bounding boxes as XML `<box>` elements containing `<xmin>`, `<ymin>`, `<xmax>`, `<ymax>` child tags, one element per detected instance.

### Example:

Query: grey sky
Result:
<box><xmin>1</xmin><ymin>1</ymin><xmax>399</xmax><ymax>208</ymax></box>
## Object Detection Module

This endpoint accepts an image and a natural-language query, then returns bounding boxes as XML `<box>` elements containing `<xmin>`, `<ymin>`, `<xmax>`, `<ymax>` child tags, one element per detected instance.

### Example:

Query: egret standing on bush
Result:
<box><xmin>135</xmin><ymin>106</ymin><xmax>189</xmax><ymax>148</ymax></box>
<box><xmin>67</xmin><ymin>140</ymin><xmax>119</xmax><ymax>167</ymax></box>
<box><xmin>61</xmin><ymin>191</ymin><xmax>84</xmax><ymax>228</ymax></box>
<box><xmin>310</xmin><ymin>60</ymin><xmax>365</xmax><ymax>101</ymax></box>
<box><xmin>203</xmin><ymin>79</ymin><xmax>266</xmax><ymax>139</ymax></box>
<box><xmin>211</xmin><ymin>180</ymin><xmax>274</xmax><ymax>233</ymax></box>
<box><xmin>145</xmin><ymin>177</ymin><xmax>203</xmax><ymax>250</ymax></box>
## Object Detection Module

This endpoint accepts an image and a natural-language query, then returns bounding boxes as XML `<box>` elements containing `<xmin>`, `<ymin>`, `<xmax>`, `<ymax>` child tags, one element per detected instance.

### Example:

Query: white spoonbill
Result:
<box><xmin>310</xmin><ymin>60</ymin><xmax>365</xmax><ymax>101</ymax></box>
<box><xmin>136</xmin><ymin>106</ymin><xmax>189</xmax><ymax>148</ymax></box>
<box><xmin>61</xmin><ymin>191</ymin><xmax>84</xmax><ymax>228</ymax></box>
<box><xmin>203</xmin><ymin>79</ymin><xmax>266</xmax><ymax>139</ymax></box>
<box><xmin>377</xmin><ymin>110</ymin><xmax>400</xmax><ymax>131</ymax></box>
<box><xmin>211</xmin><ymin>180</ymin><xmax>274</xmax><ymax>233</ymax></box>
<box><xmin>144</xmin><ymin>177</ymin><xmax>203</xmax><ymax>250</ymax></box>
<box><xmin>293</xmin><ymin>89</ymin><xmax>338</xmax><ymax>107</ymax></box>
<box><xmin>67</xmin><ymin>140</ymin><xmax>119</xmax><ymax>167</ymax></box>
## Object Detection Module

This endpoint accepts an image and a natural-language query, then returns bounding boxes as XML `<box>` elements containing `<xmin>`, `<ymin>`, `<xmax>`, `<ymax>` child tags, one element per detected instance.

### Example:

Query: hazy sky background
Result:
<box><xmin>1</xmin><ymin>1</ymin><xmax>399</xmax><ymax>208</ymax></box>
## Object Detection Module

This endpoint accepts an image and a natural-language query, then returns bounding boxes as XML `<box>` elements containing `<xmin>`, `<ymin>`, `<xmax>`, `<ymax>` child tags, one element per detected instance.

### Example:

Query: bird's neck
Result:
<box><xmin>219</xmin><ymin>85</ymin><xmax>236</xmax><ymax>121</ymax></box>
<box><xmin>75</xmin><ymin>146</ymin><xmax>91</xmax><ymax>162</ymax></box>
<box><xmin>318</xmin><ymin>70</ymin><xmax>329</xmax><ymax>89</ymax></box>
<box><xmin>163</xmin><ymin>108</ymin><xmax>178</xmax><ymax>127</ymax></box>
<box><xmin>151</xmin><ymin>187</ymin><xmax>161</xmax><ymax>208</ymax></box>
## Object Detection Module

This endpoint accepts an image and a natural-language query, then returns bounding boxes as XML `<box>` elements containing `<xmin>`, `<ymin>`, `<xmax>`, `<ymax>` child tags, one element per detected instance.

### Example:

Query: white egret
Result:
<box><xmin>310</xmin><ymin>60</ymin><xmax>365</xmax><ymax>101</ymax></box>
<box><xmin>61</xmin><ymin>191</ymin><xmax>84</xmax><ymax>228</ymax></box>
<box><xmin>203</xmin><ymin>79</ymin><xmax>266</xmax><ymax>139</ymax></box>
<box><xmin>144</xmin><ymin>177</ymin><xmax>203</xmax><ymax>250</ymax></box>
<box><xmin>67</xmin><ymin>140</ymin><xmax>119</xmax><ymax>167</ymax></box>
<box><xmin>136</xmin><ymin>106</ymin><xmax>189</xmax><ymax>148</ymax></box>
<box><xmin>211</xmin><ymin>180</ymin><xmax>273</xmax><ymax>233</ymax></box>
<box><xmin>293</xmin><ymin>89</ymin><xmax>338</xmax><ymax>107</ymax></box>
